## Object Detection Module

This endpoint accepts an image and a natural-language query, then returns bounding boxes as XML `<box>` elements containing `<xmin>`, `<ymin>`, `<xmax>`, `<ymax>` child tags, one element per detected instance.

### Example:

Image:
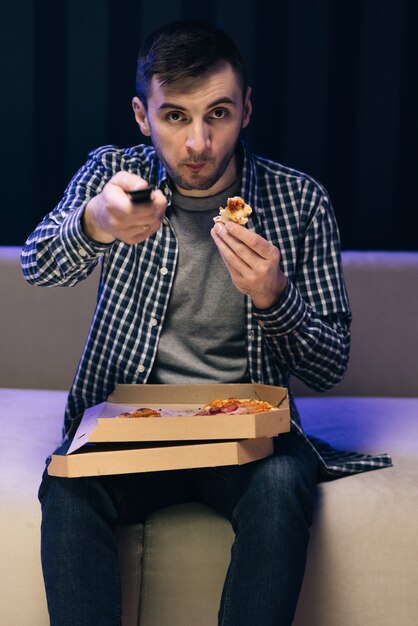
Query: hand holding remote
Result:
<box><xmin>82</xmin><ymin>172</ymin><xmax>167</xmax><ymax>244</ymax></box>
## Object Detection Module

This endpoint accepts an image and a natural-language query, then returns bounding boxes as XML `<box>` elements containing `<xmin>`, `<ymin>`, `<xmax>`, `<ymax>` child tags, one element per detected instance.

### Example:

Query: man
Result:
<box><xmin>22</xmin><ymin>19</ymin><xmax>354</xmax><ymax>626</ymax></box>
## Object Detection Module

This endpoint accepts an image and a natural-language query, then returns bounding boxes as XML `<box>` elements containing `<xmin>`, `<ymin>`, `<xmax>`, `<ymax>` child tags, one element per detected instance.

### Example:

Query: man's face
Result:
<box><xmin>132</xmin><ymin>62</ymin><xmax>252</xmax><ymax>197</ymax></box>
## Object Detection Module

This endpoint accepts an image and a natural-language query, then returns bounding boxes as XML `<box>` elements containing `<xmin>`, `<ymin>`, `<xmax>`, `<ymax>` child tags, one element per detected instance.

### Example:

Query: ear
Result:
<box><xmin>132</xmin><ymin>97</ymin><xmax>151</xmax><ymax>136</ymax></box>
<box><xmin>241</xmin><ymin>86</ymin><xmax>252</xmax><ymax>129</ymax></box>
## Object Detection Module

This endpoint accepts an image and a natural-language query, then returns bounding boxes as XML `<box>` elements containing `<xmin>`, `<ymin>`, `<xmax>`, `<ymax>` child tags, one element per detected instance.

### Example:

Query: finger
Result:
<box><xmin>110</xmin><ymin>171</ymin><xmax>149</xmax><ymax>192</ymax></box>
<box><xmin>113</xmin><ymin>189</ymin><xmax>166</xmax><ymax>225</ymax></box>
<box><xmin>118</xmin><ymin>210</ymin><xmax>162</xmax><ymax>234</ymax></box>
<box><xmin>211</xmin><ymin>227</ymin><xmax>252</xmax><ymax>276</ymax></box>
<box><xmin>150</xmin><ymin>187</ymin><xmax>168</xmax><ymax>209</ymax></box>
<box><xmin>218</xmin><ymin>221</ymin><xmax>274</xmax><ymax>260</ymax></box>
<box><xmin>128</xmin><ymin>187</ymin><xmax>167</xmax><ymax>221</ymax></box>
<box><xmin>212</xmin><ymin>223</ymin><xmax>269</xmax><ymax>269</ymax></box>
<box><xmin>118</xmin><ymin>222</ymin><xmax>161</xmax><ymax>245</ymax></box>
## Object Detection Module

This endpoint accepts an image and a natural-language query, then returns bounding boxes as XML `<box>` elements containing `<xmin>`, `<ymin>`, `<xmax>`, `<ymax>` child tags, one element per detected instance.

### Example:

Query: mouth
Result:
<box><xmin>184</xmin><ymin>162</ymin><xmax>207</xmax><ymax>174</ymax></box>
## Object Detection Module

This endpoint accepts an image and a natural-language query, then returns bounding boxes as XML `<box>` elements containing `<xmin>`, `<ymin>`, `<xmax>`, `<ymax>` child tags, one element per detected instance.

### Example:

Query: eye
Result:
<box><xmin>209</xmin><ymin>108</ymin><xmax>229</xmax><ymax>120</ymax></box>
<box><xmin>166</xmin><ymin>111</ymin><xmax>185</xmax><ymax>123</ymax></box>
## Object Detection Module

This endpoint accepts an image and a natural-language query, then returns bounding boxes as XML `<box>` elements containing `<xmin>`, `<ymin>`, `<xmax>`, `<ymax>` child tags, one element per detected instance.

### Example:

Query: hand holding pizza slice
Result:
<box><xmin>211</xmin><ymin>198</ymin><xmax>288</xmax><ymax>310</ymax></box>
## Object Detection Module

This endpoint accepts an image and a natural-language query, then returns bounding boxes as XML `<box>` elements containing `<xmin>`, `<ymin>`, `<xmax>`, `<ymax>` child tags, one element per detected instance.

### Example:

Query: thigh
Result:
<box><xmin>108</xmin><ymin>467</ymin><xmax>194</xmax><ymax>524</ymax></box>
<box><xmin>40</xmin><ymin>439</ymin><xmax>194</xmax><ymax>526</ymax></box>
<box><xmin>189</xmin><ymin>431</ymin><xmax>318</xmax><ymax>525</ymax></box>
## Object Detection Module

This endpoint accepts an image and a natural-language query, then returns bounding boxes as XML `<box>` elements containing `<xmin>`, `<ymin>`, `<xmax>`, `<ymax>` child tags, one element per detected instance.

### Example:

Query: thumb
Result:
<box><xmin>110</xmin><ymin>171</ymin><xmax>150</xmax><ymax>193</ymax></box>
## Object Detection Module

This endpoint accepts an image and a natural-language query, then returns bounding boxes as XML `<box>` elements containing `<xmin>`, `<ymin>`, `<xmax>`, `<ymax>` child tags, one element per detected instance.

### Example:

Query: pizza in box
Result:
<box><xmin>117</xmin><ymin>398</ymin><xmax>275</xmax><ymax>418</ymax></box>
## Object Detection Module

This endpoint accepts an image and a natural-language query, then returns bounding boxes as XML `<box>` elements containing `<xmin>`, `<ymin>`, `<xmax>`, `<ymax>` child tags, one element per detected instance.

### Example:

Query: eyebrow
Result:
<box><xmin>158</xmin><ymin>97</ymin><xmax>236</xmax><ymax>111</ymax></box>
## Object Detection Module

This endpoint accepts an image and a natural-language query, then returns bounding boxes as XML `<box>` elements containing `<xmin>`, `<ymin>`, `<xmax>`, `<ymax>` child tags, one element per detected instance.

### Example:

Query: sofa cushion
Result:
<box><xmin>2</xmin><ymin>248</ymin><xmax>418</xmax><ymax>397</ymax></box>
<box><xmin>0</xmin><ymin>389</ymin><xmax>65</xmax><ymax>625</ymax></box>
<box><xmin>139</xmin><ymin>503</ymin><xmax>234</xmax><ymax>626</ymax></box>
<box><xmin>292</xmin><ymin>251</ymin><xmax>418</xmax><ymax>397</ymax></box>
<box><xmin>138</xmin><ymin>396</ymin><xmax>418</xmax><ymax>626</ymax></box>
<box><xmin>0</xmin><ymin>246</ymin><xmax>98</xmax><ymax>390</ymax></box>
<box><xmin>298</xmin><ymin>396</ymin><xmax>418</xmax><ymax>457</ymax></box>
<box><xmin>1</xmin><ymin>389</ymin><xmax>417</xmax><ymax>626</ymax></box>
<box><xmin>0</xmin><ymin>388</ymin><xmax>144</xmax><ymax>626</ymax></box>
<box><xmin>294</xmin><ymin>396</ymin><xmax>418</xmax><ymax>626</ymax></box>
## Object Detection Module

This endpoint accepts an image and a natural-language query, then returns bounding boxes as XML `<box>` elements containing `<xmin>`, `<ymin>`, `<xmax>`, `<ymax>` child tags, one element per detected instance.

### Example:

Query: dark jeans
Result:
<box><xmin>39</xmin><ymin>432</ymin><xmax>318</xmax><ymax>626</ymax></box>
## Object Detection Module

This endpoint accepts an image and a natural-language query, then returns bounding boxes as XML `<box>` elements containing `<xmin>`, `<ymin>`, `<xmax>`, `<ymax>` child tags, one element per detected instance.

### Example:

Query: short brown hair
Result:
<box><xmin>136</xmin><ymin>20</ymin><xmax>248</xmax><ymax>107</ymax></box>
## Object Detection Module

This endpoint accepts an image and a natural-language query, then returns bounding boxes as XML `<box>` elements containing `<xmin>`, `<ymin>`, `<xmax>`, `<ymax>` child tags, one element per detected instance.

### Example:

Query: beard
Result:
<box><xmin>151</xmin><ymin>137</ymin><xmax>238</xmax><ymax>192</ymax></box>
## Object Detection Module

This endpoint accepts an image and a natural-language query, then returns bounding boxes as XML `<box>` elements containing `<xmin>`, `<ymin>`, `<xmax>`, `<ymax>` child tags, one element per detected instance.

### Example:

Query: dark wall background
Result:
<box><xmin>1</xmin><ymin>0</ymin><xmax>417</xmax><ymax>250</ymax></box>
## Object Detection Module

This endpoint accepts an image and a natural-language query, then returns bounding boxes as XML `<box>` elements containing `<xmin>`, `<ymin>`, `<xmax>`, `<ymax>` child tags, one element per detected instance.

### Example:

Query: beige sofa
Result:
<box><xmin>1</xmin><ymin>247</ymin><xmax>417</xmax><ymax>626</ymax></box>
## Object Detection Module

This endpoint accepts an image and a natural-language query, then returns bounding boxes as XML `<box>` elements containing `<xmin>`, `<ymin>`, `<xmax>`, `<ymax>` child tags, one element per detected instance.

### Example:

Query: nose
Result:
<box><xmin>185</xmin><ymin>121</ymin><xmax>211</xmax><ymax>154</ymax></box>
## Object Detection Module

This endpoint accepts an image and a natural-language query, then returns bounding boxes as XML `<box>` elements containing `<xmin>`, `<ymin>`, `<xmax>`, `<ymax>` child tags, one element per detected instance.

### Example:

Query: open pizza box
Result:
<box><xmin>48</xmin><ymin>383</ymin><xmax>290</xmax><ymax>478</ymax></box>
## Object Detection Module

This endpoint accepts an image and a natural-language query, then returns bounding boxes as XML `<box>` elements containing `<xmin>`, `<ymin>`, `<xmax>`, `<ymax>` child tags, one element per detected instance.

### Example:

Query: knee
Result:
<box><xmin>257</xmin><ymin>459</ymin><xmax>314</xmax><ymax>517</ymax></box>
<box><xmin>237</xmin><ymin>436</ymin><xmax>317</xmax><ymax>529</ymax></box>
<box><xmin>38</xmin><ymin>469</ymin><xmax>117</xmax><ymax>528</ymax></box>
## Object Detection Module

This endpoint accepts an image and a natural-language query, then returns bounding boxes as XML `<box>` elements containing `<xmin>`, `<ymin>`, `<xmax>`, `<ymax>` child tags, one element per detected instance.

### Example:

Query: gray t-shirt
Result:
<box><xmin>148</xmin><ymin>181</ymin><xmax>250</xmax><ymax>384</ymax></box>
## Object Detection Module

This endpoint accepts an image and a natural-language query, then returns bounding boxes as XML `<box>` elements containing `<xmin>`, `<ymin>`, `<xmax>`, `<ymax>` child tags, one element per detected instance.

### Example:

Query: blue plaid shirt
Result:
<box><xmin>21</xmin><ymin>142</ymin><xmax>391</xmax><ymax>478</ymax></box>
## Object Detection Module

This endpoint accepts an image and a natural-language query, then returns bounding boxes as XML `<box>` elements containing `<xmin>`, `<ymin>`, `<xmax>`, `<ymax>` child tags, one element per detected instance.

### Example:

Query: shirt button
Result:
<box><xmin>78</xmin><ymin>248</ymin><xmax>88</xmax><ymax>257</ymax></box>
<box><xmin>137</xmin><ymin>364</ymin><xmax>145</xmax><ymax>373</ymax></box>
<box><xmin>150</xmin><ymin>318</ymin><xmax>158</xmax><ymax>327</ymax></box>
<box><xmin>248</xmin><ymin>330</ymin><xmax>255</xmax><ymax>341</ymax></box>
<box><xmin>160</xmin><ymin>267</ymin><xmax>168</xmax><ymax>276</ymax></box>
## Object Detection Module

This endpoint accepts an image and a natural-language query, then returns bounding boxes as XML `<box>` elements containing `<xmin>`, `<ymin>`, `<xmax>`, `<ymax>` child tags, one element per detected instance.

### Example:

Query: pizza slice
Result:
<box><xmin>194</xmin><ymin>398</ymin><xmax>274</xmax><ymax>416</ymax></box>
<box><xmin>116</xmin><ymin>408</ymin><xmax>162</xmax><ymax>418</ymax></box>
<box><xmin>214</xmin><ymin>196</ymin><xmax>253</xmax><ymax>225</ymax></box>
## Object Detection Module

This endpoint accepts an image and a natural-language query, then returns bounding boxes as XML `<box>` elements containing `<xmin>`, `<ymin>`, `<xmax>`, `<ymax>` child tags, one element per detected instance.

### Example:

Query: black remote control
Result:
<box><xmin>129</xmin><ymin>186</ymin><xmax>155</xmax><ymax>203</ymax></box>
